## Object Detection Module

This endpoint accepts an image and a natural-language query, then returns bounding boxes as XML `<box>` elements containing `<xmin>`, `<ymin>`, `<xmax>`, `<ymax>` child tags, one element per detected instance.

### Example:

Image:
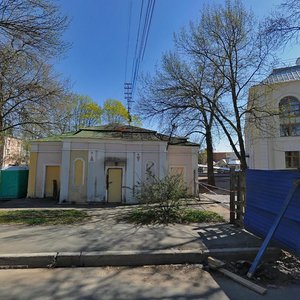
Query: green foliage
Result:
<box><xmin>123</xmin><ymin>208</ymin><xmax>157</xmax><ymax>224</ymax></box>
<box><xmin>0</xmin><ymin>209</ymin><xmax>89</xmax><ymax>225</ymax></box>
<box><xmin>182</xmin><ymin>209</ymin><xmax>224</xmax><ymax>223</ymax></box>
<box><xmin>123</xmin><ymin>207</ymin><xmax>224</xmax><ymax>225</ymax></box>
<box><xmin>102</xmin><ymin>99</ymin><xmax>141</xmax><ymax>125</ymax></box>
<box><xmin>71</xmin><ymin>95</ymin><xmax>102</xmax><ymax>130</ymax></box>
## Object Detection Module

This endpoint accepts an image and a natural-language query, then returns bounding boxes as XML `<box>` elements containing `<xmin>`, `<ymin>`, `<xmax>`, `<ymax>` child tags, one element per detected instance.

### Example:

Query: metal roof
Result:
<box><xmin>264</xmin><ymin>65</ymin><xmax>300</xmax><ymax>84</ymax></box>
<box><xmin>34</xmin><ymin>124</ymin><xmax>199</xmax><ymax>147</ymax></box>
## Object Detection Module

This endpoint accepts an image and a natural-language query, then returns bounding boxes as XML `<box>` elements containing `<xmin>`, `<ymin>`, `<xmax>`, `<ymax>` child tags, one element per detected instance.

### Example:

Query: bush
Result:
<box><xmin>134</xmin><ymin>174</ymin><xmax>188</xmax><ymax>224</ymax></box>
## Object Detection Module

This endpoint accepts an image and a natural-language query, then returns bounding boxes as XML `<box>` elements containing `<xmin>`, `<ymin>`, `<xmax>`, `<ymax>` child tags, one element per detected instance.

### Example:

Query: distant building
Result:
<box><xmin>2</xmin><ymin>137</ymin><xmax>27</xmax><ymax>167</ymax></box>
<box><xmin>213</xmin><ymin>152</ymin><xmax>240</xmax><ymax>170</ymax></box>
<box><xmin>245</xmin><ymin>59</ymin><xmax>300</xmax><ymax>170</ymax></box>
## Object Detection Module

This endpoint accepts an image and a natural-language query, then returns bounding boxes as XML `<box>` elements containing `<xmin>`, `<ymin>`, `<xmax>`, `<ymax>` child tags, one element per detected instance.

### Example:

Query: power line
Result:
<box><xmin>124</xmin><ymin>0</ymin><xmax>156</xmax><ymax>124</ymax></box>
<box><xmin>124</xmin><ymin>0</ymin><xmax>133</xmax><ymax>81</ymax></box>
<box><xmin>141</xmin><ymin>0</ymin><xmax>155</xmax><ymax>61</ymax></box>
<box><xmin>131</xmin><ymin>0</ymin><xmax>156</xmax><ymax>95</ymax></box>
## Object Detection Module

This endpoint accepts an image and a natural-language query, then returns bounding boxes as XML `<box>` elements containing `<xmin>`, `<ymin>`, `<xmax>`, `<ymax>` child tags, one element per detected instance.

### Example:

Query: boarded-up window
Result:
<box><xmin>74</xmin><ymin>159</ymin><xmax>84</xmax><ymax>186</ymax></box>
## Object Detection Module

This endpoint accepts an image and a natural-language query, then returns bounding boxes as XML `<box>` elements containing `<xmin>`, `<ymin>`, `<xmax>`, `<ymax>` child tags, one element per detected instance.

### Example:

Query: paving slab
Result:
<box><xmin>0</xmin><ymin>201</ymin><xmax>280</xmax><ymax>267</ymax></box>
<box><xmin>0</xmin><ymin>206</ymin><xmax>265</xmax><ymax>253</ymax></box>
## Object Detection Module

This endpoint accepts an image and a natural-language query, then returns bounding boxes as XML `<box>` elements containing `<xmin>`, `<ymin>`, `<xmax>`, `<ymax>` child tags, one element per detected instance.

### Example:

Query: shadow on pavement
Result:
<box><xmin>193</xmin><ymin>223</ymin><xmax>264</xmax><ymax>249</ymax></box>
<box><xmin>0</xmin><ymin>266</ymin><xmax>229</xmax><ymax>300</ymax></box>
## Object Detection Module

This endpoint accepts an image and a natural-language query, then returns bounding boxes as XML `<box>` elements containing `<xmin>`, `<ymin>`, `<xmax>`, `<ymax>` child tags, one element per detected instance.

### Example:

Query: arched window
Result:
<box><xmin>279</xmin><ymin>96</ymin><xmax>300</xmax><ymax>137</ymax></box>
<box><xmin>74</xmin><ymin>158</ymin><xmax>84</xmax><ymax>186</ymax></box>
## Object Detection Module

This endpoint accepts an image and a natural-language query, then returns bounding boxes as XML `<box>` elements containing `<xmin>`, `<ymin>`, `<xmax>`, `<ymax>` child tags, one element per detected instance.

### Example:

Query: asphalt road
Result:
<box><xmin>0</xmin><ymin>266</ymin><xmax>299</xmax><ymax>300</ymax></box>
<box><xmin>0</xmin><ymin>266</ymin><xmax>229</xmax><ymax>300</ymax></box>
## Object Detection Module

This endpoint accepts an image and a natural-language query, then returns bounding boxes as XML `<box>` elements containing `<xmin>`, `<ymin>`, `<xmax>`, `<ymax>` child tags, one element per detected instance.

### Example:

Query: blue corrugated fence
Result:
<box><xmin>244</xmin><ymin>169</ymin><xmax>300</xmax><ymax>256</ymax></box>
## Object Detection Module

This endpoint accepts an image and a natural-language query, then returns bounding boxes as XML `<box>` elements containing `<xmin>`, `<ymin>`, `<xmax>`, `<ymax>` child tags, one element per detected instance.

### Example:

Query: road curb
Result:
<box><xmin>0</xmin><ymin>247</ymin><xmax>281</xmax><ymax>269</ymax></box>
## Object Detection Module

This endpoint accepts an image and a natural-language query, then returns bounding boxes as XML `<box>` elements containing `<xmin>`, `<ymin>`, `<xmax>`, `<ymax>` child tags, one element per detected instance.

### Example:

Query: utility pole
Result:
<box><xmin>124</xmin><ymin>82</ymin><xmax>133</xmax><ymax>125</ymax></box>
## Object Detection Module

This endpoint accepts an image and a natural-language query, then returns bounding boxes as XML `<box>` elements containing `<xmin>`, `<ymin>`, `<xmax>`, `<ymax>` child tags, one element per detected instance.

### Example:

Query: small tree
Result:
<box><xmin>136</xmin><ymin>173</ymin><xmax>188</xmax><ymax>224</ymax></box>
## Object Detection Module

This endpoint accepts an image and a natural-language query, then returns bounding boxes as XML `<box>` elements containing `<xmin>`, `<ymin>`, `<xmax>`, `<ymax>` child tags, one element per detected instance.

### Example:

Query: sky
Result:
<box><xmin>55</xmin><ymin>0</ymin><xmax>300</xmax><ymax>151</ymax></box>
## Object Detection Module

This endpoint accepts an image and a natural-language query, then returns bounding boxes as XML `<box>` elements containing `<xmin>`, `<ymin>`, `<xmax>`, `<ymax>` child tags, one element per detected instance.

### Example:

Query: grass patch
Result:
<box><xmin>122</xmin><ymin>208</ymin><xmax>225</xmax><ymax>225</ymax></box>
<box><xmin>0</xmin><ymin>209</ymin><xmax>89</xmax><ymax>225</ymax></box>
<box><xmin>182</xmin><ymin>209</ymin><xmax>225</xmax><ymax>223</ymax></box>
<box><xmin>122</xmin><ymin>209</ymin><xmax>157</xmax><ymax>224</ymax></box>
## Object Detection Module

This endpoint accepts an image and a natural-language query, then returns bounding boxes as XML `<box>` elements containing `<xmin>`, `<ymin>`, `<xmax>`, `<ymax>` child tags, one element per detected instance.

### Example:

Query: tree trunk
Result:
<box><xmin>206</xmin><ymin>128</ymin><xmax>215</xmax><ymax>186</ymax></box>
<box><xmin>236</xmin><ymin>120</ymin><xmax>248</xmax><ymax>171</ymax></box>
<box><xmin>0</xmin><ymin>80</ymin><xmax>4</xmax><ymax>169</ymax></box>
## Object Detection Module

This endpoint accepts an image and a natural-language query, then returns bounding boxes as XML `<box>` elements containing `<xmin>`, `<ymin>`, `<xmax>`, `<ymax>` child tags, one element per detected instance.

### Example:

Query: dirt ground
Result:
<box><xmin>220</xmin><ymin>250</ymin><xmax>300</xmax><ymax>287</ymax></box>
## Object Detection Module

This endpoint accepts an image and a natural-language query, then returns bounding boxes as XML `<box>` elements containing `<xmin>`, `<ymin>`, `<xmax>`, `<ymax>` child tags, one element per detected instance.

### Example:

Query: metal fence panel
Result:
<box><xmin>244</xmin><ymin>169</ymin><xmax>300</xmax><ymax>256</ymax></box>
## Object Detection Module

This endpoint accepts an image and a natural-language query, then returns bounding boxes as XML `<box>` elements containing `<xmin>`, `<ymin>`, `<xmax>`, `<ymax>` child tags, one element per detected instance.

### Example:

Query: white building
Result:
<box><xmin>27</xmin><ymin>124</ymin><xmax>199</xmax><ymax>203</ymax></box>
<box><xmin>245</xmin><ymin>60</ymin><xmax>300</xmax><ymax>170</ymax></box>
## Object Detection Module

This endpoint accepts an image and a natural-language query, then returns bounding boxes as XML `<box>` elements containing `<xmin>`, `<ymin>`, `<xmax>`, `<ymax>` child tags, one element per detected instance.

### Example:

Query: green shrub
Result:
<box><xmin>122</xmin><ymin>208</ymin><xmax>157</xmax><ymax>224</ymax></box>
<box><xmin>135</xmin><ymin>173</ymin><xmax>188</xmax><ymax>224</ymax></box>
<box><xmin>182</xmin><ymin>209</ymin><xmax>225</xmax><ymax>223</ymax></box>
<box><xmin>123</xmin><ymin>208</ymin><xmax>224</xmax><ymax>225</ymax></box>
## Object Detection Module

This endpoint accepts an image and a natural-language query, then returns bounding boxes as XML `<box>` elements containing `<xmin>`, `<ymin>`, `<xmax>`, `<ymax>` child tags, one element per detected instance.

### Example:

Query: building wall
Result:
<box><xmin>27</xmin><ymin>152</ymin><xmax>38</xmax><ymax>197</ymax></box>
<box><xmin>28</xmin><ymin>142</ymin><xmax>62</xmax><ymax>198</ymax></box>
<box><xmin>68</xmin><ymin>150</ymin><xmax>88</xmax><ymax>203</ymax></box>
<box><xmin>64</xmin><ymin>141</ymin><xmax>163</xmax><ymax>203</ymax></box>
<box><xmin>167</xmin><ymin>145</ymin><xmax>198</xmax><ymax>195</ymax></box>
<box><xmin>29</xmin><ymin>139</ymin><xmax>198</xmax><ymax>202</ymax></box>
<box><xmin>246</xmin><ymin>81</ymin><xmax>300</xmax><ymax>170</ymax></box>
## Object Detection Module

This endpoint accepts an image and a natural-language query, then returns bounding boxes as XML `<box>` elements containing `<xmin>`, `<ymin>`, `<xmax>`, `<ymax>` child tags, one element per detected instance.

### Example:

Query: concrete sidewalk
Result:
<box><xmin>0</xmin><ymin>205</ymin><xmax>280</xmax><ymax>268</ymax></box>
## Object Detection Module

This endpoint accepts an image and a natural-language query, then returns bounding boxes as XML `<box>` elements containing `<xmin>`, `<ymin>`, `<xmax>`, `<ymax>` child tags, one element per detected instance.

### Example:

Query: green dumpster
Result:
<box><xmin>0</xmin><ymin>166</ymin><xmax>29</xmax><ymax>199</ymax></box>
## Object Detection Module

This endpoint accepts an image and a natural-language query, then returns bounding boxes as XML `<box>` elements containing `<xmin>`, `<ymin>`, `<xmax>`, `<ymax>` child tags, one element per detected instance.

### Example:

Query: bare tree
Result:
<box><xmin>0</xmin><ymin>45</ymin><xmax>69</xmax><ymax>162</ymax></box>
<box><xmin>175</xmin><ymin>0</ymin><xmax>277</xmax><ymax>171</ymax></box>
<box><xmin>0</xmin><ymin>0</ymin><xmax>69</xmax><ymax>57</ymax></box>
<box><xmin>138</xmin><ymin>52</ymin><xmax>224</xmax><ymax>185</ymax></box>
<box><xmin>0</xmin><ymin>0</ymin><xmax>69</xmax><ymax>166</ymax></box>
<box><xmin>265</xmin><ymin>0</ymin><xmax>300</xmax><ymax>45</ymax></box>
